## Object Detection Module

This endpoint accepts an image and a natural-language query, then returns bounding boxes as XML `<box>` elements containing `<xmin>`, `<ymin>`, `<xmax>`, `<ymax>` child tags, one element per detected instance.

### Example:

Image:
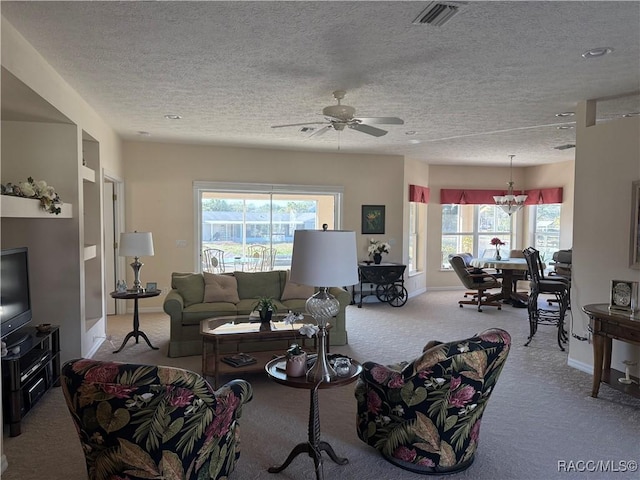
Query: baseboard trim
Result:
<box><xmin>567</xmin><ymin>356</ymin><xmax>593</xmax><ymax>375</ymax></box>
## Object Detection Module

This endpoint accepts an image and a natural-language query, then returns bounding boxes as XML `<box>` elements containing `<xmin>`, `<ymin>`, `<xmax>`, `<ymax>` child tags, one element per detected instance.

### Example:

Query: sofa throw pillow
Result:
<box><xmin>203</xmin><ymin>272</ymin><xmax>240</xmax><ymax>304</ymax></box>
<box><xmin>281</xmin><ymin>270</ymin><xmax>314</xmax><ymax>301</ymax></box>
<box><xmin>234</xmin><ymin>270</ymin><xmax>282</xmax><ymax>301</ymax></box>
<box><xmin>171</xmin><ymin>273</ymin><xmax>204</xmax><ymax>307</ymax></box>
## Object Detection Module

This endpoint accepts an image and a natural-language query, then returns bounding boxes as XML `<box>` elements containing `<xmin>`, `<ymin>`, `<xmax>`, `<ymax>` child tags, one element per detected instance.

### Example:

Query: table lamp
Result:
<box><xmin>119</xmin><ymin>231</ymin><xmax>154</xmax><ymax>292</ymax></box>
<box><xmin>290</xmin><ymin>227</ymin><xmax>358</xmax><ymax>383</ymax></box>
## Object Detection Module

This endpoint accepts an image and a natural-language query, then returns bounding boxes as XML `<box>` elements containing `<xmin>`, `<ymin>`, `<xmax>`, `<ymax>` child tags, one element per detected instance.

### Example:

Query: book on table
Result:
<box><xmin>221</xmin><ymin>353</ymin><xmax>257</xmax><ymax>367</ymax></box>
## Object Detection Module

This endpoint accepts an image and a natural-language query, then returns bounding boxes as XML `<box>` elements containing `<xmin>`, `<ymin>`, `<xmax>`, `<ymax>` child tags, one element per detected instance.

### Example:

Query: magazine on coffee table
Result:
<box><xmin>221</xmin><ymin>352</ymin><xmax>257</xmax><ymax>367</ymax></box>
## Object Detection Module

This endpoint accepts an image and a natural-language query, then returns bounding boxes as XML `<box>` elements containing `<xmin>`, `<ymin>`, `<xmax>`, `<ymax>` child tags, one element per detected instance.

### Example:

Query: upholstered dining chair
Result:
<box><xmin>61</xmin><ymin>358</ymin><xmax>252</xmax><ymax>480</ymax></box>
<box><xmin>449</xmin><ymin>254</ymin><xmax>502</xmax><ymax>312</ymax></box>
<box><xmin>355</xmin><ymin>328</ymin><xmax>511</xmax><ymax>475</ymax></box>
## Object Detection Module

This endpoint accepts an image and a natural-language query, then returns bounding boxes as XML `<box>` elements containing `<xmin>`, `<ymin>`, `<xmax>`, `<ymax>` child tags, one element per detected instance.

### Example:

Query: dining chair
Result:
<box><xmin>203</xmin><ymin>247</ymin><xmax>226</xmax><ymax>273</ymax></box>
<box><xmin>522</xmin><ymin>247</ymin><xmax>570</xmax><ymax>350</ymax></box>
<box><xmin>247</xmin><ymin>244</ymin><xmax>267</xmax><ymax>271</ymax></box>
<box><xmin>449</xmin><ymin>254</ymin><xmax>502</xmax><ymax>312</ymax></box>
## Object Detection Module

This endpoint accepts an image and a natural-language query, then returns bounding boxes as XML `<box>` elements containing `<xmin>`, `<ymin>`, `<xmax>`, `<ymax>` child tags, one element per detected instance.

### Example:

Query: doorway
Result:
<box><xmin>103</xmin><ymin>173</ymin><xmax>124</xmax><ymax>315</ymax></box>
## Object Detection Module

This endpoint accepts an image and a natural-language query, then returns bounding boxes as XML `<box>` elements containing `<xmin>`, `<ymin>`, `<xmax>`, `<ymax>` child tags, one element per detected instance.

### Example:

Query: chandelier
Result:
<box><xmin>493</xmin><ymin>155</ymin><xmax>527</xmax><ymax>215</ymax></box>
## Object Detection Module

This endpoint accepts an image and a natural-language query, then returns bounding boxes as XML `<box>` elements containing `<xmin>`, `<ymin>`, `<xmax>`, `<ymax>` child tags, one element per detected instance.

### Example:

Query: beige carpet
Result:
<box><xmin>3</xmin><ymin>290</ymin><xmax>640</xmax><ymax>480</ymax></box>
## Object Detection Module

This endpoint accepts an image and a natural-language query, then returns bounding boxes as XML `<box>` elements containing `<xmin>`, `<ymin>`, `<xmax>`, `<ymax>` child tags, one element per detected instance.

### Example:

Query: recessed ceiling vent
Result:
<box><xmin>412</xmin><ymin>2</ymin><xmax>465</xmax><ymax>27</ymax></box>
<box><xmin>554</xmin><ymin>144</ymin><xmax>576</xmax><ymax>150</ymax></box>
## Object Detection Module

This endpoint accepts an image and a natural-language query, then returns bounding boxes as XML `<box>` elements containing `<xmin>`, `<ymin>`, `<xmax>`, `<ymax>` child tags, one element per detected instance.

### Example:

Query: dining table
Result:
<box><xmin>470</xmin><ymin>257</ymin><xmax>536</xmax><ymax>306</ymax></box>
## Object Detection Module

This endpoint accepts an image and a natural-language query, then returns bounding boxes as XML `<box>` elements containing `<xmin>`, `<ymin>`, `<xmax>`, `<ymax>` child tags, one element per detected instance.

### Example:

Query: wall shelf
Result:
<box><xmin>1</xmin><ymin>195</ymin><xmax>72</xmax><ymax>218</ymax></box>
<box><xmin>81</xmin><ymin>165</ymin><xmax>96</xmax><ymax>183</ymax></box>
<box><xmin>84</xmin><ymin>244</ymin><xmax>97</xmax><ymax>261</ymax></box>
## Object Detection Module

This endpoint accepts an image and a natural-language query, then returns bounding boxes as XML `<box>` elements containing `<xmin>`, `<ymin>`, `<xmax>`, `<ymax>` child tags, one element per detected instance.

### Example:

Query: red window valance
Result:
<box><xmin>440</xmin><ymin>189</ymin><xmax>505</xmax><ymax>205</ymax></box>
<box><xmin>440</xmin><ymin>187</ymin><xmax>563</xmax><ymax>205</ymax></box>
<box><xmin>523</xmin><ymin>187</ymin><xmax>563</xmax><ymax>205</ymax></box>
<box><xmin>409</xmin><ymin>184</ymin><xmax>430</xmax><ymax>204</ymax></box>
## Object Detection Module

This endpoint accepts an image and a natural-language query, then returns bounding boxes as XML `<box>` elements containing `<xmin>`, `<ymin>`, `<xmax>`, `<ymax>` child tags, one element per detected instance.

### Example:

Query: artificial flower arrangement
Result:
<box><xmin>283</xmin><ymin>311</ymin><xmax>319</xmax><ymax>356</ymax></box>
<box><xmin>490</xmin><ymin>237</ymin><xmax>505</xmax><ymax>247</ymax></box>
<box><xmin>1</xmin><ymin>177</ymin><xmax>63</xmax><ymax>215</ymax></box>
<box><xmin>368</xmin><ymin>238</ymin><xmax>391</xmax><ymax>256</ymax></box>
<box><xmin>283</xmin><ymin>311</ymin><xmax>319</xmax><ymax>377</ymax></box>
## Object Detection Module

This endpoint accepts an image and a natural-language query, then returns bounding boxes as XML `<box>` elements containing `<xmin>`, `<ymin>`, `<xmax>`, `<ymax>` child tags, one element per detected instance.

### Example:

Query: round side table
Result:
<box><xmin>110</xmin><ymin>290</ymin><xmax>161</xmax><ymax>353</ymax></box>
<box><xmin>265</xmin><ymin>357</ymin><xmax>362</xmax><ymax>480</ymax></box>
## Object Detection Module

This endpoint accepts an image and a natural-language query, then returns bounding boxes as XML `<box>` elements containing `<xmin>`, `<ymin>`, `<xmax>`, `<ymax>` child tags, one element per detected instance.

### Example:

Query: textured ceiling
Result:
<box><xmin>2</xmin><ymin>1</ymin><xmax>639</xmax><ymax>166</ymax></box>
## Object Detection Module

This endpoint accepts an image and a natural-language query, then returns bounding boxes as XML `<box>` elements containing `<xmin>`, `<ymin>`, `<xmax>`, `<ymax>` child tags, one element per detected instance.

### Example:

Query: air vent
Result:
<box><xmin>413</xmin><ymin>2</ymin><xmax>465</xmax><ymax>26</ymax></box>
<box><xmin>554</xmin><ymin>144</ymin><xmax>576</xmax><ymax>150</ymax></box>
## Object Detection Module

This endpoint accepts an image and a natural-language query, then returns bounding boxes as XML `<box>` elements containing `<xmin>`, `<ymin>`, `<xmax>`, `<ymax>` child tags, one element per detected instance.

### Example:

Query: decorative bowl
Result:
<box><xmin>36</xmin><ymin>323</ymin><xmax>52</xmax><ymax>333</ymax></box>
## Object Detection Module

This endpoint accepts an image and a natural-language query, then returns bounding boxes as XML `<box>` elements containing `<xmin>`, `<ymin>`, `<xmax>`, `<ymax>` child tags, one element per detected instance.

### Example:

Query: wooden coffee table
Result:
<box><xmin>200</xmin><ymin>315</ymin><xmax>322</xmax><ymax>388</ymax></box>
<box><xmin>265</xmin><ymin>357</ymin><xmax>362</xmax><ymax>480</ymax></box>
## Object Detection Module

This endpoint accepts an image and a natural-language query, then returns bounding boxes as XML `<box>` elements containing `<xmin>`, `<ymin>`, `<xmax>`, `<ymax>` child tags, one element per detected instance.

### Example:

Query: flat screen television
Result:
<box><xmin>1</xmin><ymin>247</ymin><xmax>33</xmax><ymax>345</ymax></box>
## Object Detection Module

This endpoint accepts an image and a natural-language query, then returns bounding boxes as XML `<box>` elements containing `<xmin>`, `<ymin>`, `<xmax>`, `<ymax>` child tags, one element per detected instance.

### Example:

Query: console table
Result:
<box><xmin>582</xmin><ymin>303</ymin><xmax>640</xmax><ymax>399</ymax></box>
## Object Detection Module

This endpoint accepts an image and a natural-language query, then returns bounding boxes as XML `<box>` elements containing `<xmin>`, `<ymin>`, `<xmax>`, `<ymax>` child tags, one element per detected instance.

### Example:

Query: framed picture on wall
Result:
<box><xmin>362</xmin><ymin>205</ymin><xmax>385</xmax><ymax>234</ymax></box>
<box><xmin>630</xmin><ymin>180</ymin><xmax>640</xmax><ymax>269</ymax></box>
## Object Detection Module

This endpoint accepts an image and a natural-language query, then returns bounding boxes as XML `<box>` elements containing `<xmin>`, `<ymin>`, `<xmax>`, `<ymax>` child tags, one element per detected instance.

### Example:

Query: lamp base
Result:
<box><xmin>306</xmin><ymin>326</ymin><xmax>336</xmax><ymax>383</ymax></box>
<box><xmin>130</xmin><ymin>257</ymin><xmax>144</xmax><ymax>292</ymax></box>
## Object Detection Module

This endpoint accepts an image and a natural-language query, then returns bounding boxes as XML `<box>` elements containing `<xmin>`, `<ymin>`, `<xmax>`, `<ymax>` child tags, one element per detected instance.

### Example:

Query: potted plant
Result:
<box><xmin>285</xmin><ymin>343</ymin><xmax>307</xmax><ymax>377</ymax></box>
<box><xmin>252</xmin><ymin>296</ymin><xmax>277</xmax><ymax>322</ymax></box>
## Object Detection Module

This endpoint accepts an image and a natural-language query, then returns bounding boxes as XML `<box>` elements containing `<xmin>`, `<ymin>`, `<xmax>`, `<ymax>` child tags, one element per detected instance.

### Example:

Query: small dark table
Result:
<box><xmin>110</xmin><ymin>290</ymin><xmax>161</xmax><ymax>353</ymax></box>
<box><xmin>265</xmin><ymin>357</ymin><xmax>362</xmax><ymax>480</ymax></box>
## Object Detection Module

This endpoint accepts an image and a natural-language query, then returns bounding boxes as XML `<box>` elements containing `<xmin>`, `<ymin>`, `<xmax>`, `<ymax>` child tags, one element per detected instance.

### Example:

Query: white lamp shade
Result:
<box><xmin>119</xmin><ymin>232</ymin><xmax>154</xmax><ymax>257</ymax></box>
<box><xmin>289</xmin><ymin>230</ymin><xmax>358</xmax><ymax>287</ymax></box>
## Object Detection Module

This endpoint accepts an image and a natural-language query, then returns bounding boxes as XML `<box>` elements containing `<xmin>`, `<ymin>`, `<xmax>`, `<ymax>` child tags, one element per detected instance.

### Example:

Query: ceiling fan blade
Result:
<box><xmin>349</xmin><ymin>123</ymin><xmax>388</xmax><ymax>137</ymax></box>
<box><xmin>271</xmin><ymin>122</ymin><xmax>327</xmax><ymax>128</ymax></box>
<box><xmin>308</xmin><ymin>125</ymin><xmax>332</xmax><ymax>137</ymax></box>
<box><xmin>354</xmin><ymin>116</ymin><xmax>404</xmax><ymax>125</ymax></box>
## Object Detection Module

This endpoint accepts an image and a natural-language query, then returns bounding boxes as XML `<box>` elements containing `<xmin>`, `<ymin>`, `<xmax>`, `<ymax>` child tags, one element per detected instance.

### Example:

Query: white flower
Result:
<box><xmin>19</xmin><ymin>182</ymin><xmax>35</xmax><ymax>197</ymax></box>
<box><xmin>35</xmin><ymin>180</ymin><xmax>48</xmax><ymax>194</ymax></box>
<box><xmin>457</xmin><ymin>343</ymin><xmax>470</xmax><ymax>353</ymax></box>
<box><xmin>299</xmin><ymin>324</ymin><xmax>319</xmax><ymax>338</ymax></box>
<box><xmin>368</xmin><ymin>239</ymin><xmax>391</xmax><ymax>256</ymax></box>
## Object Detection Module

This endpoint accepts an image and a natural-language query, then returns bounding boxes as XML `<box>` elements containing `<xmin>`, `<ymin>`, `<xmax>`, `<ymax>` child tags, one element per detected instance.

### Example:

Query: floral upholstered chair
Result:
<box><xmin>355</xmin><ymin>328</ymin><xmax>510</xmax><ymax>475</ymax></box>
<box><xmin>61</xmin><ymin>358</ymin><xmax>252</xmax><ymax>480</ymax></box>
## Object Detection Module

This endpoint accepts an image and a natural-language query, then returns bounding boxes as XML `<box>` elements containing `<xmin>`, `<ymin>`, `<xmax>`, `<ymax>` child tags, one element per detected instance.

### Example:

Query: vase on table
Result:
<box><xmin>495</xmin><ymin>248</ymin><xmax>501</xmax><ymax>261</ymax></box>
<box><xmin>373</xmin><ymin>253</ymin><xmax>382</xmax><ymax>264</ymax></box>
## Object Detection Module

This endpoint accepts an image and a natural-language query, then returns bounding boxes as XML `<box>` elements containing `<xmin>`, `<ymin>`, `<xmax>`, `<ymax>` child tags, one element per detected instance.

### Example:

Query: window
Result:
<box><xmin>408</xmin><ymin>202</ymin><xmax>423</xmax><ymax>274</ymax></box>
<box><xmin>441</xmin><ymin>204</ymin><xmax>513</xmax><ymax>269</ymax></box>
<box><xmin>533</xmin><ymin>204</ymin><xmax>561</xmax><ymax>262</ymax></box>
<box><xmin>195</xmin><ymin>182</ymin><xmax>342</xmax><ymax>272</ymax></box>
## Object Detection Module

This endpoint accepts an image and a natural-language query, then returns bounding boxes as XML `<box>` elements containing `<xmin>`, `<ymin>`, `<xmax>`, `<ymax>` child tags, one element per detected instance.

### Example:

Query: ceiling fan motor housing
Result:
<box><xmin>323</xmin><ymin>104</ymin><xmax>356</xmax><ymax>120</ymax></box>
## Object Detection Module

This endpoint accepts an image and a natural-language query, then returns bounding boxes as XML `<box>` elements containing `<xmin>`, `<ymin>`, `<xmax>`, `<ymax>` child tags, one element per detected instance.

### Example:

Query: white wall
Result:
<box><xmin>570</xmin><ymin>99</ymin><xmax>640</xmax><ymax>372</ymax></box>
<box><xmin>121</xmin><ymin>141</ymin><xmax>406</xmax><ymax>309</ymax></box>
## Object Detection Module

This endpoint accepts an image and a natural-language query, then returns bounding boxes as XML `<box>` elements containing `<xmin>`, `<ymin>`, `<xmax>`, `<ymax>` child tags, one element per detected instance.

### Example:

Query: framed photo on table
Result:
<box><xmin>362</xmin><ymin>205</ymin><xmax>385</xmax><ymax>234</ymax></box>
<box><xmin>630</xmin><ymin>180</ymin><xmax>640</xmax><ymax>269</ymax></box>
<box><xmin>145</xmin><ymin>282</ymin><xmax>158</xmax><ymax>292</ymax></box>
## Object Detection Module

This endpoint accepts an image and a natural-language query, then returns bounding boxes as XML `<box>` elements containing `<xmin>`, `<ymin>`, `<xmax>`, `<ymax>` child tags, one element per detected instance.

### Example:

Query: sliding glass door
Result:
<box><xmin>195</xmin><ymin>182</ymin><xmax>342</xmax><ymax>272</ymax></box>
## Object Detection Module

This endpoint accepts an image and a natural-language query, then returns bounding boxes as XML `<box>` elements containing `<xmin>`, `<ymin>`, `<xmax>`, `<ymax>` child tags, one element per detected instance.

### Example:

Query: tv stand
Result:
<box><xmin>1</xmin><ymin>325</ymin><xmax>60</xmax><ymax>436</ymax></box>
<box><xmin>4</xmin><ymin>331</ymin><xmax>32</xmax><ymax>351</ymax></box>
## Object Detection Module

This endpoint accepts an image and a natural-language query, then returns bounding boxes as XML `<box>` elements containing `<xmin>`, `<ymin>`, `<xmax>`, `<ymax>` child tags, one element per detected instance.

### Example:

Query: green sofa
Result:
<box><xmin>163</xmin><ymin>270</ymin><xmax>351</xmax><ymax>357</ymax></box>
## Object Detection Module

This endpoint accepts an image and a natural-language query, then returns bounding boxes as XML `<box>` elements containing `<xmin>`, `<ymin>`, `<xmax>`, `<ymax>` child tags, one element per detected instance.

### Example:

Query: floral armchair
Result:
<box><xmin>61</xmin><ymin>358</ymin><xmax>253</xmax><ymax>480</ymax></box>
<box><xmin>355</xmin><ymin>328</ymin><xmax>511</xmax><ymax>475</ymax></box>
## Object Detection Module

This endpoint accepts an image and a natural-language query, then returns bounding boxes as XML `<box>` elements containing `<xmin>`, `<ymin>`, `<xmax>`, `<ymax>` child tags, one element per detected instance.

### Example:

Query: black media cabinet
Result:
<box><xmin>2</xmin><ymin>325</ymin><xmax>61</xmax><ymax>436</ymax></box>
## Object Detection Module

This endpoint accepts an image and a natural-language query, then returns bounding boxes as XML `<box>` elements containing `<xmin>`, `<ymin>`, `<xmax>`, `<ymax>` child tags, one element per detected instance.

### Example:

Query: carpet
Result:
<box><xmin>3</xmin><ymin>290</ymin><xmax>640</xmax><ymax>480</ymax></box>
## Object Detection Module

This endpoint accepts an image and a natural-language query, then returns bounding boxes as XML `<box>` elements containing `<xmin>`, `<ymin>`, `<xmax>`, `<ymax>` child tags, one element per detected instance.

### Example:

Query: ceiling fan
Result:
<box><xmin>271</xmin><ymin>90</ymin><xmax>404</xmax><ymax>137</ymax></box>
